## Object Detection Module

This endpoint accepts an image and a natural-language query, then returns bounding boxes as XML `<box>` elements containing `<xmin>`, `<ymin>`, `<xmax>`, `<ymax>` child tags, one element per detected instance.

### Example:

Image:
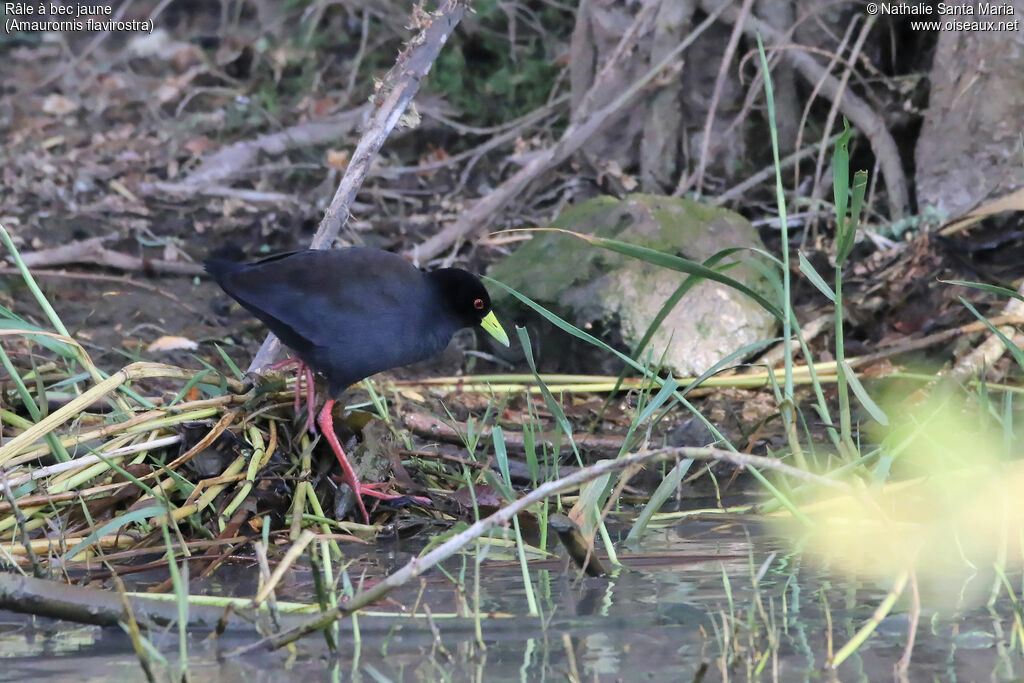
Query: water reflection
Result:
<box><xmin>1</xmin><ymin>519</ymin><xmax>1022</xmax><ymax>680</ymax></box>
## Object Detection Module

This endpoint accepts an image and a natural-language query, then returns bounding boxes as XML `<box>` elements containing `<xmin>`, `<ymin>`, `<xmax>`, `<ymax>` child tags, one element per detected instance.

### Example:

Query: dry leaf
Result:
<box><xmin>185</xmin><ymin>136</ymin><xmax>215</xmax><ymax>156</ymax></box>
<box><xmin>42</xmin><ymin>94</ymin><xmax>78</xmax><ymax>116</ymax></box>
<box><xmin>147</xmin><ymin>336</ymin><xmax>198</xmax><ymax>352</ymax></box>
<box><xmin>326</xmin><ymin>149</ymin><xmax>349</xmax><ymax>169</ymax></box>
<box><xmin>312</xmin><ymin>97</ymin><xmax>334</xmax><ymax>117</ymax></box>
<box><xmin>398</xmin><ymin>388</ymin><xmax>426</xmax><ymax>402</ymax></box>
<box><xmin>940</xmin><ymin>187</ymin><xmax>1024</xmax><ymax>235</ymax></box>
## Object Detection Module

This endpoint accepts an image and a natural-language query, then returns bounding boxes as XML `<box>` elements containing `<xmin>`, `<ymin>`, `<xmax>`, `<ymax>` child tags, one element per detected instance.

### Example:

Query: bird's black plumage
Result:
<box><xmin>206</xmin><ymin>247</ymin><xmax>506</xmax><ymax>394</ymax></box>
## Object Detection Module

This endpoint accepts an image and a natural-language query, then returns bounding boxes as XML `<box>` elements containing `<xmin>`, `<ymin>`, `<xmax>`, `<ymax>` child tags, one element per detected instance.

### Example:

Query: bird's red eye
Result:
<box><xmin>473</xmin><ymin>298</ymin><xmax>485</xmax><ymax>310</ymax></box>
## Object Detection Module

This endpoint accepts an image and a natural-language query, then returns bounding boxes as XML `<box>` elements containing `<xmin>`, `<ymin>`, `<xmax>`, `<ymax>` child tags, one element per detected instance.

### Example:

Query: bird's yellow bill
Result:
<box><xmin>479</xmin><ymin>311</ymin><xmax>510</xmax><ymax>347</ymax></box>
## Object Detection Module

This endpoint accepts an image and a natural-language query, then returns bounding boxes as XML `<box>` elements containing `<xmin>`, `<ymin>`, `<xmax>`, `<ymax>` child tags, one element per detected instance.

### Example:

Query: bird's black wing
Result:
<box><xmin>207</xmin><ymin>248</ymin><xmax>429</xmax><ymax>353</ymax></box>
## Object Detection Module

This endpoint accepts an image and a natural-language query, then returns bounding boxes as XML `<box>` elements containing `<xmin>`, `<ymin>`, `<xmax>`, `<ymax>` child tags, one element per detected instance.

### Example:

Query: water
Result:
<box><xmin>1</xmin><ymin>519</ymin><xmax>1022</xmax><ymax>681</ymax></box>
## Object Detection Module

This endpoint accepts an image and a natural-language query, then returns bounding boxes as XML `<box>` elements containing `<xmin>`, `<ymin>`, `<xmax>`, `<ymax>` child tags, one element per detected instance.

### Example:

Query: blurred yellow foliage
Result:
<box><xmin>775</xmin><ymin>397</ymin><xmax>1024</xmax><ymax>592</ymax></box>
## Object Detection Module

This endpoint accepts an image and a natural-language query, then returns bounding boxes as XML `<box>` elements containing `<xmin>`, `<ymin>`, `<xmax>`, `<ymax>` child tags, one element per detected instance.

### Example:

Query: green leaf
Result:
<box><xmin>636</xmin><ymin>376</ymin><xmax>679</xmax><ymax>425</ymax></box>
<box><xmin>214</xmin><ymin>343</ymin><xmax>245</xmax><ymax>380</ymax></box>
<box><xmin>841</xmin><ymin>361</ymin><xmax>888</xmax><ymax>426</ymax></box>
<box><xmin>850</xmin><ymin>170</ymin><xmax>868</xmax><ymax>230</ymax></box>
<box><xmin>168</xmin><ymin>369</ymin><xmax>210</xmax><ymax>407</ymax></box>
<box><xmin>0</xmin><ymin>319</ymin><xmax>78</xmax><ymax>358</ymax></box>
<box><xmin>515</xmin><ymin>326</ymin><xmax>582</xmax><ymax>466</ymax></box>
<box><xmin>833</xmin><ymin>119</ymin><xmax>852</xmax><ymax>235</ymax></box>
<box><xmin>960</xmin><ymin>297</ymin><xmax>1024</xmax><ymax>373</ymax></box>
<box><xmin>490</xmin><ymin>426</ymin><xmax>516</xmax><ymax>502</ymax></box>
<box><xmin>626</xmin><ymin>458</ymin><xmax>693</xmax><ymax>543</ymax></box>
<box><xmin>941</xmin><ymin>280</ymin><xmax>1024</xmax><ymax>304</ymax></box>
<box><xmin>487</xmin><ymin>278</ymin><xmax>644</xmax><ymax>375</ymax></box>
<box><xmin>62</xmin><ymin>505</ymin><xmax>164</xmax><ymax>562</ymax></box>
<box><xmin>798</xmin><ymin>251</ymin><xmax>836</xmax><ymax>302</ymax></box>
<box><xmin>838</xmin><ymin>169</ymin><xmax>868</xmax><ymax>263</ymax></box>
<box><xmin>630</xmin><ymin>248</ymin><xmax>748</xmax><ymax>361</ymax></box>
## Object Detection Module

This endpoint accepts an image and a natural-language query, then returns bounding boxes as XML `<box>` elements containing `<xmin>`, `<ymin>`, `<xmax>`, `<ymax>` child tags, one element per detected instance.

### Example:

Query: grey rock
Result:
<box><xmin>488</xmin><ymin>194</ymin><xmax>777</xmax><ymax>376</ymax></box>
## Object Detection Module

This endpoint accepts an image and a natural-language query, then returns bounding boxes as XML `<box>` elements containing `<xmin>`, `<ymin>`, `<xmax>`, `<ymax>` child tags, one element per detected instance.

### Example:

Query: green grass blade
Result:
<box><xmin>756</xmin><ymin>32</ymin><xmax>802</xmax><ymax>468</ymax></box>
<box><xmin>62</xmin><ymin>505</ymin><xmax>164</xmax><ymax>562</ymax></box>
<box><xmin>214</xmin><ymin>343</ymin><xmax>245</xmax><ymax>380</ymax></box>
<box><xmin>680</xmin><ymin>338</ymin><xmax>780</xmax><ymax>398</ymax></box>
<box><xmin>636</xmin><ymin>376</ymin><xmax>679</xmax><ymax>425</ymax></box>
<box><xmin>520</xmin><ymin>229</ymin><xmax>783</xmax><ymax>321</ymax></box>
<box><xmin>798</xmin><ymin>252</ymin><xmax>836</xmax><ymax>302</ymax></box>
<box><xmin>941</xmin><ymin>280</ymin><xmax>1024</xmax><ymax>303</ymax></box>
<box><xmin>832</xmin><ymin>120</ymin><xmax>852</xmax><ymax>235</ymax></box>
<box><xmin>489</xmin><ymin>277</ymin><xmax>666</xmax><ymax>376</ymax></box>
<box><xmin>0</xmin><ymin>343</ymin><xmax>70</xmax><ymax>462</ymax></box>
<box><xmin>160</xmin><ymin>522</ymin><xmax>190</xmax><ymax>678</ymax></box>
<box><xmin>630</xmin><ymin>247</ymin><xmax>752</xmax><ymax>361</ymax></box>
<box><xmin>0</xmin><ymin>319</ymin><xmax>79</xmax><ymax>358</ymax></box>
<box><xmin>960</xmin><ymin>297</ymin><xmax>1024</xmax><ymax>372</ymax></box>
<box><xmin>841</xmin><ymin>360</ymin><xmax>888</xmax><ymax>426</ymax></box>
<box><xmin>491</xmin><ymin>277</ymin><xmax>806</xmax><ymax>519</ymax></box>
<box><xmin>0</xmin><ymin>224</ymin><xmax>72</xmax><ymax>337</ymax></box>
<box><xmin>626</xmin><ymin>458</ymin><xmax>692</xmax><ymax>543</ymax></box>
<box><xmin>515</xmin><ymin>326</ymin><xmax>582</xmax><ymax>467</ymax></box>
<box><xmin>490</xmin><ymin>426</ymin><xmax>517</xmax><ymax>502</ymax></box>
<box><xmin>849</xmin><ymin>170</ymin><xmax>867</xmax><ymax>231</ymax></box>
<box><xmin>168</xmin><ymin>369</ymin><xmax>210</xmax><ymax>407</ymax></box>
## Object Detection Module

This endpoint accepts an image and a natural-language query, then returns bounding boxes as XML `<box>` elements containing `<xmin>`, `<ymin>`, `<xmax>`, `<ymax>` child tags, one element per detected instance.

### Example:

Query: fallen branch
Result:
<box><xmin>144</xmin><ymin>106</ymin><xmax>369</xmax><ymax>192</ymax></box>
<box><xmin>0</xmin><ymin>570</ymin><xmax>304</xmax><ymax>630</ymax></box>
<box><xmin>0</xmin><ymin>570</ymin><xmax>688</xmax><ymax>637</ymax></box>
<box><xmin>401</xmin><ymin>411</ymin><xmax>626</xmax><ymax>454</ymax></box>
<box><xmin>15</xmin><ymin>236</ymin><xmax>203</xmax><ymax>276</ymax></box>
<box><xmin>0</xmin><ymin>266</ymin><xmax>201</xmax><ymax>314</ymax></box>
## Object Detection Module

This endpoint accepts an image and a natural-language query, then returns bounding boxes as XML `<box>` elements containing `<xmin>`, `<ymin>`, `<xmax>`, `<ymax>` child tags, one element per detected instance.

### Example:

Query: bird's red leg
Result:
<box><xmin>304</xmin><ymin>365</ymin><xmax>316</xmax><ymax>433</ymax></box>
<box><xmin>266</xmin><ymin>357</ymin><xmax>300</xmax><ymax>372</ymax></box>
<box><xmin>266</xmin><ymin>357</ymin><xmax>318</xmax><ymax>433</ymax></box>
<box><xmin>317</xmin><ymin>399</ymin><xmax>370</xmax><ymax>524</ymax></box>
<box><xmin>293</xmin><ymin>366</ymin><xmax>303</xmax><ymax>414</ymax></box>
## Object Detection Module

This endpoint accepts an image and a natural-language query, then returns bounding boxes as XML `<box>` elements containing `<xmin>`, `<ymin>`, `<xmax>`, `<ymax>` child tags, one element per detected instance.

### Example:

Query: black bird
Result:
<box><xmin>207</xmin><ymin>247</ymin><xmax>510</xmax><ymax>522</ymax></box>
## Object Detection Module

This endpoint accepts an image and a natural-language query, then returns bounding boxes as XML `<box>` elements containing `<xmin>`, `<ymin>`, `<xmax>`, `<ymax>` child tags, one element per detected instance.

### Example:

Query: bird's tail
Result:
<box><xmin>203</xmin><ymin>257</ymin><xmax>241</xmax><ymax>283</ymax></box>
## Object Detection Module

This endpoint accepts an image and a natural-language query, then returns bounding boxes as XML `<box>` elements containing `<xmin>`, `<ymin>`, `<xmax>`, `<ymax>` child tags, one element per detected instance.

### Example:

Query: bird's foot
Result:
<box><xmin>267</xmin><ymin>357</ymin><xmax>318</xmax><ymax>434</ymax></box>
<box><xmin>336</xmin><ymin>479</ymin><xmax>431</xmax><ymax>505</ymax></box>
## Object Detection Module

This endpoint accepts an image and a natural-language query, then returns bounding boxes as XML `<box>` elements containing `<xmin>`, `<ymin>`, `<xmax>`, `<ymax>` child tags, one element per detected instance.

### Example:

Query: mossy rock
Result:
<box><xmin>488</xmin><ymin>194</ymin><xmax>777</xmax><ymax>375</ymax></box>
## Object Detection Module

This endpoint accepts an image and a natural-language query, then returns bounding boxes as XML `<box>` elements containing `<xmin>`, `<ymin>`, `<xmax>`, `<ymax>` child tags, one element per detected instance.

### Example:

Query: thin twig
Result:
<box><xmin>687</xmin><ymin>0</ymin><xmax>754</xmax><ymax>197</ymax></box>
<box><xmin>706</xmin><ymin>0</ymin><xmax>908</xmax><ymax>217</ymax></box>
<box><xmin>808</xmin><ymin>15</ymin><xmax>876</xmax><ymax>223</ymax></box>
<box><xmin>895</xmin><ymin>571</ymin><xmax>920</xmax><ymax>677</ymax></box>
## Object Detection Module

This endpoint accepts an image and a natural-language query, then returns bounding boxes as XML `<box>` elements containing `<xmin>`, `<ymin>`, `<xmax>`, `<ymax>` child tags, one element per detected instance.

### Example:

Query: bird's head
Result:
<box><xmin>429</xmin><ymin>268</ymin><xmax>510</xmax><ymax>347</ymax></box>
